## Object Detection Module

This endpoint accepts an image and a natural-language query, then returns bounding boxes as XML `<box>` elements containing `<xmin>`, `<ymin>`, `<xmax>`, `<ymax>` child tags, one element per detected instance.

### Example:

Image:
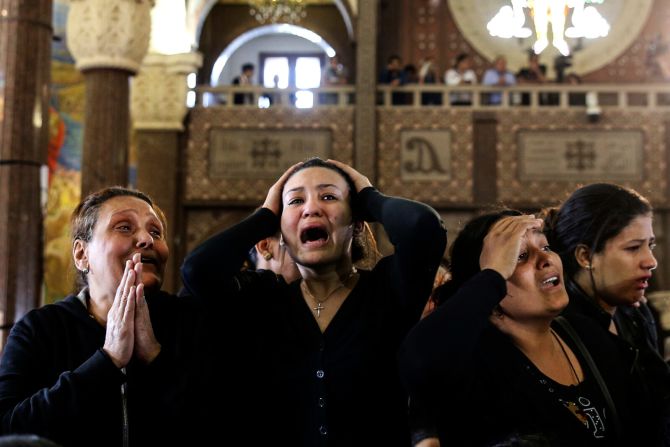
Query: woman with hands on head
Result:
<box><xmin>399</xmin><ymin>211</ymin><xmax>637</xmax><ymax>446</ymax></box>
<box><xmin>0</xmin><ymin>187</ymin><xmax>196</xmax><ymax>447</ymax></box>
<box><xmin>181</xmin><ymin>157</ymin><xmax>446</xmax><ymax>446</ymax></box>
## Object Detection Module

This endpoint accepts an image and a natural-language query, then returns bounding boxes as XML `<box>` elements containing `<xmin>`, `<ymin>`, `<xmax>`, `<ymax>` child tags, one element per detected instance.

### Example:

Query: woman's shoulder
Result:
<box><xmin>11</xmin><ymin>295</ymin><xmax>88</xmax><ymax>337</ymax></box>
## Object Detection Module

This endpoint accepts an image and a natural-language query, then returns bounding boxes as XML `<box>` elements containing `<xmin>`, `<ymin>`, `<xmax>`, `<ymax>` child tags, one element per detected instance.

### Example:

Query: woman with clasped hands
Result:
<box><xmin>0</xmin><ymin>187</ymin><xmax>195</xmax><ymax>447</ymax></box>
<box><xmin>399</xmin><ymin>212</ymin><xmax>637</xmax><ymax>446</ymax></box>
<box><xmin>182</xmin><ymin>158</ymin><xmax>446</xmax><ymax>446</ymax></box>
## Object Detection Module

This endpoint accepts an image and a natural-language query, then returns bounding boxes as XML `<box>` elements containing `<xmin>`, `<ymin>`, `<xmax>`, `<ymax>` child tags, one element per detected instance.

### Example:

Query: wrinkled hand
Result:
<box><xmin>480</xmin><ymin>215</ymin><xmax>543</xmax><ymax>280</ymax></box>
<box><xmin>103</xmin><ymin>260</ymin><xmax>137</xmax><ymax>368</ymax></box>
<box><xmin>326</xmin><ymin>159</ymin><xmax>373</xmax><ymax>192</ymax></box>
<box><xmin>131</xmin><ymin>253</ymin><xmax>161</xmax><ymax>364</ymax></box>
<box><xmin>262</xmin><ymin>162</ymin><xmax>302</xmax><ymax>216</ymax></box>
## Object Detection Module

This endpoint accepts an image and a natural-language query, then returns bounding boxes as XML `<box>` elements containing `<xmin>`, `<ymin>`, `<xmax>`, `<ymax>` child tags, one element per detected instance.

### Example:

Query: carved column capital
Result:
<box><xmin>66</xmin><ymin>0</ymin><xmax>155</xmax><ymax>73</ymax></box>
<box><xmin>131</xmin><ymin>52</ymin><xmax>203</xmax><ymax>131</ymax></box>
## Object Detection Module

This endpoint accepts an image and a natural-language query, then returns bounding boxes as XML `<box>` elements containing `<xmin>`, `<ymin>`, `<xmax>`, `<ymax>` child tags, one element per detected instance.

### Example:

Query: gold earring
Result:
<box><xmin>263</xmin><ymin>252</ymin><xmax>273</xmax><ymax>261</ymax></box>
<box><xmin>585</xmin><ymin>264</ymin><xmax>592</xmax><ymax>270</ymax></box>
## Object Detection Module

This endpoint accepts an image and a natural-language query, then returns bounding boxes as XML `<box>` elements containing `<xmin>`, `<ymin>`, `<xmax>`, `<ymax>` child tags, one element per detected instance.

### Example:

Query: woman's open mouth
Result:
<box><xmin>300</xmin><ymin>226</ymin><xmax>329</xmax><ymax>248</ymax></box>
<box><xmin>540</xmin><ymin>274</ymin><xmax>560</xmax><ymax>290</ymax></box>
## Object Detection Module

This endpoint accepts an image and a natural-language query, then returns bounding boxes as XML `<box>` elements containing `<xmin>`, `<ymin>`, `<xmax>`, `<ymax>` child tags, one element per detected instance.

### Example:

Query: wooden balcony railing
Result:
<box><xmin>193</xmin><ymin>84</ymin><xmax>670</xmax><ymax>110</ymax></box>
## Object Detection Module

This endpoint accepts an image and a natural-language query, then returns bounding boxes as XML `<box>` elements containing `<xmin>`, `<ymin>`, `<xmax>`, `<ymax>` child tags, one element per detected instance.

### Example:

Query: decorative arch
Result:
<box><xmin>188</xmin><ymin>0</ymin><xmax>355</xmax><ymax>47</ymax></box>
<box><xmin>210</xmin><ymin>24</ymin><xmax>336</xmax><ymax>85</ymax></box>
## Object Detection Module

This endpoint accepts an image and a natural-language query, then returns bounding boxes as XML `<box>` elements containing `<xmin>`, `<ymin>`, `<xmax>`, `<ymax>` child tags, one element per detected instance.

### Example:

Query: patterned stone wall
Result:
<box><xmin>376</xmin><ymin>109</ymin><xmax>474</xmax><ymax>205</ymax></box>
<box><xmin>496</xmin><ymin>110</ymin><xmax>670</xmax><ymax>206</ymax></box>
<box><xmin>184</xmin><ymin>107</ymin><xmax>355</xmax><ymax>203</ymax></box>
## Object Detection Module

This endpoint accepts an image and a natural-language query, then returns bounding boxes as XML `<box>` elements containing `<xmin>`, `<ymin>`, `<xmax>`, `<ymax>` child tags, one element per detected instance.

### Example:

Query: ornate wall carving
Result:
<box><xmin>66</xmin><ymin>0</ymin><xmax>154</xmax><ymax>73</ymax></box>
<box><xmin>184</xmin><ymin>107</ymin><xmax>354</xmax><ymax>202</ymax></box>
<box><xmin>376</xmin><ymin>109</ymin><xmax>473</xmax><ymax>205</ymax></box>
<box><xmin>496</xmin><ymin>109</ymin><xmax>669</xmax><ymax>205</ymax></box>
<box><xmin>185</xmin><ymin>208</ymin><xmax>252</xmax><ymax>253</ymax></box>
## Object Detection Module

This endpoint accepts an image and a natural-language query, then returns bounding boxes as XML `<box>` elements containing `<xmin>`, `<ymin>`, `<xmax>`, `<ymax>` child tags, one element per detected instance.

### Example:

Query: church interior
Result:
<box><xmin>3</xmin><ymin>0</ymin><xmax>670</xmax><ymax>353</ymax></box>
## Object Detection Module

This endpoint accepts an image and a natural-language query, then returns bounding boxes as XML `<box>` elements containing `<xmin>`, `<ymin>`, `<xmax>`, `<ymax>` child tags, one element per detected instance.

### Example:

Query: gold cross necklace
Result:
<box><xmin>300</xmin><ymin>268</ymin><xmax>357</xmax><ymax>318</ymax></box>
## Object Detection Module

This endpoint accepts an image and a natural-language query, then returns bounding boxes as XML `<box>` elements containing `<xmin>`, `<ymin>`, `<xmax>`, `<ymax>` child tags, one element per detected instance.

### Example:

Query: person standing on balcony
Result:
<box><xmin>482</xmin><ymin>55</ymin><xmax>516</xmax><ymax>105</ymax></box>
<box><xmin>323</xmin><ymin>56</ymin><xmax>348</xmax><ymax>86</ymax></box>
<box><xmin>516</xmin><ymin>52</ymin><xmax>552</xmax><ymax>105</ymax></box>
<box><xmin>232</xmin><ymin>62</ymin><xmax>255</xmax><ymax>105</ymax></box>
<box><xmin>380</xmin><ymin>55</ymin><xmax>409</xmax><ymax>105</ymax></box>
<box><xmin>445</xmin><ymin>53</ymin><xmax>477</xmax><ymax>106</ymax></box>
<box><xmin>419</xmin><ymin>56</ymin><xmax>441</xmax><ymax>105</ymax></box>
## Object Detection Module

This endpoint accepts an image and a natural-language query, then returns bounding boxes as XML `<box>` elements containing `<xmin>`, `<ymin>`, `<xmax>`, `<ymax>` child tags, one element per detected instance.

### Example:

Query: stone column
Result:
<box><xmin>131</xmin><ymin>52</ymin><xmax>202</xmax><ymax>293</ymax></box>
<box><xmin>354</xmin><ymin>0</ymin><xmax>378</xmax><ymax>182</ymax></box>
<box><xmin>472</xmin><ymin>112</ymin><xmax>498</xmax><ymax>205</ymax></box>
<box><xmin>66</xmin><ymin>0</ymin><xmax>153</xmax><ymax>196</ymax></box>
<box><xmin>0</xmin><ymin>0</ymin><xmax>52</xmax><ymax>345</ymax></box>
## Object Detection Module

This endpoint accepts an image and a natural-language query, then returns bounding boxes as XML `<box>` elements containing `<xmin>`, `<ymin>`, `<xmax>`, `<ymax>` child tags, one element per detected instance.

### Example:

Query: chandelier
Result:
<box><xmin>249</xmin><ymin>0</ymin><xmax>307</xmax><ymax>24</ymax></box>
<box><xmin>486</xmin><ymin>0</ymin><xmax>610</xmax><ymax>56</ymax></box>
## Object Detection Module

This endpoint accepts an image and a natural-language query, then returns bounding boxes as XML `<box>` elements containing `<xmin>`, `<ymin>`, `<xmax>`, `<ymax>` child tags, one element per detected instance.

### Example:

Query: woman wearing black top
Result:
<box><xmin>544</xmin><ymin>183</ymin><xmax>670</xmax><ymax>446</ymax></box>
<box><xmin>399</xmin><ymin>211</ymin><xmax>635</xmax><ymax>446</ymax></box>
<box><xmin>181</xmin><ymin>158</ymin><xmax>446</xmax><ymax>446</ymax></box>
<box><xmin>0</xmin><ymin>187</ymin><xmax>197</xmax><ymax>447</ymax></box>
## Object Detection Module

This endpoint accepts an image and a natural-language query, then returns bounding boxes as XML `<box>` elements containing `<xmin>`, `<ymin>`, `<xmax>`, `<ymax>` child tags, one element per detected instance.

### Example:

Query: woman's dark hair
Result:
<box><xmin>543</xmin><ymin>183</ymin><xmax>651</xmax><ymax>279</ymax></box>
<box><xmin>283</xmin><ymin>158</ymin><xmax>377</xmax><ymax>264</ymax></box>
<box><xmin>71</xmin><ymin>186</ymin><xmax>165</xmax><ymax>288</ymax></box>
<box><xmin>436</xmin><ymin>209</ymin><xmax>521</xmax><ymax>304</ymax></box>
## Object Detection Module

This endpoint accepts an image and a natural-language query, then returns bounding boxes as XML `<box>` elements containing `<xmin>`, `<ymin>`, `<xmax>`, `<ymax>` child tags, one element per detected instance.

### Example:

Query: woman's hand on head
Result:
<box><xmin>103</xmin><ymin>259</ymin><xmax>137</xmax><ymax>368</ymax></box>
<box><xmin>262</xmin><ymin>162</ymin><xmax>302</xmax><ymax>216</ymax></box>
<box><xmin>480</xmin><ymin>215</ymin><xmax>543</xmax><ymax>280</ymax></box>
<box><xmin>327</xmin><ymin>159</ymin><xmax>372</xmax><ymax>192</ymax></box>
<box><xmin>415</xmin><ymin>438</ymin><xmax>440</xmax><ymax>447</ymax></box>
<box><xmin>131</xmin><ymin>253</ymin><xmax>161</xmax><ymax>364</ymax></box>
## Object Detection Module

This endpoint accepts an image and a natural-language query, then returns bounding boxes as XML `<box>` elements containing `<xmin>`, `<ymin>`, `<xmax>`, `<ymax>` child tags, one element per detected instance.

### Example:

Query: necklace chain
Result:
<box><xmin>301</xmin><ymin>268</ymin><xmax>357</xmax><ymax>318</ymax></box>
<box><xmin>550</xmin><ymin>329</ymin><xmax>580</xmax><ymax>385</ymax></box>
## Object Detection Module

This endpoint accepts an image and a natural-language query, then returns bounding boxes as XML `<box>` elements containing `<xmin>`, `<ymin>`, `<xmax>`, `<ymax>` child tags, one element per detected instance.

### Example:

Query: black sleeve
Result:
<box><xmin>180</xmin><ymin>208</ymin><xmax>280</xmax><ymax>298</ymax></box>
<box><xmin>359</xmin><ymin>187</ymin><xmax>447</xmax><ymax>317</ymax></box>
<box><xmin>408</xmin><ymin>394</ymin><xmax>439</xmax><ymax>446</ymax></box>
<box><xmin>0</xmin><ymin>319</ymin><xmax>124</xmax><ymax>438</ymax></box>
<box><xmin>398</xmin><ymin>269</ymin><xmax>506</xmax><ymax>395</ymax></box>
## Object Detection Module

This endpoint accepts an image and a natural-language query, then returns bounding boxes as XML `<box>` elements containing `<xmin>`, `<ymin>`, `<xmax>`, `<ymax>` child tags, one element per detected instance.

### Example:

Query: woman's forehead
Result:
<box><xmin>99</xmin><ymin>196</ymin><xmax>158</xmax><ymax>221</ymax></box>
<box><xmin>283</xmin><ymin>167</ymin><xmax>348</xmax><ymax>191</ymax></box>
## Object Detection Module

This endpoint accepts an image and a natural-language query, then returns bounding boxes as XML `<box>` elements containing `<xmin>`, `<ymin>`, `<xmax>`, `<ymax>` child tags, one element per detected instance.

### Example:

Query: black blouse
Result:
<box><xmin>181</xmin><ymin>187</ymin><xmax>446</xmax><ymax>446</ymax></box>
<box><xmin>399</xmin><ymin>269</ymin><xmax>637</xmax><ymax>447</ymax></box>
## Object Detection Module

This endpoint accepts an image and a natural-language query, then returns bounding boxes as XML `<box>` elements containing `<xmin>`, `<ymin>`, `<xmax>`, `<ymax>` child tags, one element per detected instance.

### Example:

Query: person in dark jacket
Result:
<box><xmin>181</xmin><ymin>157</ymin><xmax>446</xmax><ymax>446</ymax></box>
<box><xmin>399</xmin><ymin>210</ymin><xmax>637</xmax><ymax>446</ymax></box>
<box><xmin>544</xmin><ymin>183</ymin><xmax>670</xmax><ymax>446</ymax></box>
<box><xmin>0</xmin><ymin>187</ymin><xmax>198</xmax><ymax>447</ymax></box>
